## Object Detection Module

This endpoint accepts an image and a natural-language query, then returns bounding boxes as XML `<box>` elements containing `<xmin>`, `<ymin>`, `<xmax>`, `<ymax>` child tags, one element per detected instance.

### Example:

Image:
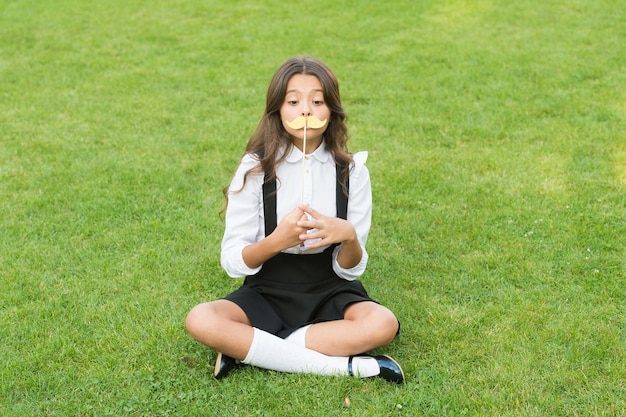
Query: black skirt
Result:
<box><xmin>223</xmin><ymin>246</ymin><xmax>375</xmax><ymax>338</ymax></box>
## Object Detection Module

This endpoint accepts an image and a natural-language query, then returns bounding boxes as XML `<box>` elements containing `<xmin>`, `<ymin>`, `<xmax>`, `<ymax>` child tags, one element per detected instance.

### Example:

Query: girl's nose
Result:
<box><xmin>300</xmin><ymin>105</ymin><xmax>312</xmax><ymax>116</ymax></box>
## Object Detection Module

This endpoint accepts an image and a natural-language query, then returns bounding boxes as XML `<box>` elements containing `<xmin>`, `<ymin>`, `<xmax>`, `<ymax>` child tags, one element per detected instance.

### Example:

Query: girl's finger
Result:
<box><xmin>298</xmin><ymin>204</ymin><xmax>322</xmax><ymax>219</ymax></box>
<box><xmin>298</xmin><ymin>217</ymin><xmax>319</xmax><ymax>228</ymax></box>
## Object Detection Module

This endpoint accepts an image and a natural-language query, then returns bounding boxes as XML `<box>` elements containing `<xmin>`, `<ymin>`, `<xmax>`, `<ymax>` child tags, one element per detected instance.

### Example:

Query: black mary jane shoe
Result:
<box><xmin>348</xmin><ymin>355</ymin><xmax>405</xmax><ymax>384</ymax></box>
<box><xmin>214</xmin><ymin>352</ymin><xmax>240</xmax><ymax>380</ymax></box>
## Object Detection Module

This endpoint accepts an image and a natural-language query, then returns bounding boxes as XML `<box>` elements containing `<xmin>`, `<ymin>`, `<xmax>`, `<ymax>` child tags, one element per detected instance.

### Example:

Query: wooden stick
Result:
<box><xmin>301</xmin><ymin>124</ymin><xmax>307</xmax><ymax>203</ymax></box>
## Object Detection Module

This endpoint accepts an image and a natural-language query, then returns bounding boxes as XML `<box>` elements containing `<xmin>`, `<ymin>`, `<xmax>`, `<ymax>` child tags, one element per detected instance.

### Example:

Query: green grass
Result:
<box><xmin>1</xmin><ymin>0</ymin><xmax>625</xmax><ymax>415</ymax></box>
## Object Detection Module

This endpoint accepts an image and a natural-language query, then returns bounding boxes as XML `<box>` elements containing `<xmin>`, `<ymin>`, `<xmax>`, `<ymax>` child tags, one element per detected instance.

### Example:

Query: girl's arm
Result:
<box><xmin>242</xmin><ymin>206</ymin><xmax>308</xmax><ymax>268</ymax></box>
<box><xmin>220</xmin><ymin>156</ymin><xmax>266</xmax><ymax>278</ymax></box>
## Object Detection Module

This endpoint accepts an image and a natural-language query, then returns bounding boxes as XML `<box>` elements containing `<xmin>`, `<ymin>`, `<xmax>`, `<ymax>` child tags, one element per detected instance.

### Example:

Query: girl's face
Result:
<box><xmin>280</xmin><ymin>74</ymin><xmax>330</xmax><ymax>151</ymax></box>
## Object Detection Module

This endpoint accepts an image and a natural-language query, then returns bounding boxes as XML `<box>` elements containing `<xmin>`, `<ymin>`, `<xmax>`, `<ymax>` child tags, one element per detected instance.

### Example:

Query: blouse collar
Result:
<box><xmin>284</xmin><ymin>141</ymin><xmax>330</xmax><ymax>164</ymax></box>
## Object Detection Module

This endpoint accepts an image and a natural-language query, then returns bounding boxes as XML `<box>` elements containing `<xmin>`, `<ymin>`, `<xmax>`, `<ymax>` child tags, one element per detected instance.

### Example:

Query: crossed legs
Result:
<box><xmin>185</xmin><ymin>299</ymin><xmax>399</xmax><ymax>360</ymax></box>
<box><xmin>185</xmin><ymin>299</ymin><xmax>403</xmax><ymax>382</ymax></box>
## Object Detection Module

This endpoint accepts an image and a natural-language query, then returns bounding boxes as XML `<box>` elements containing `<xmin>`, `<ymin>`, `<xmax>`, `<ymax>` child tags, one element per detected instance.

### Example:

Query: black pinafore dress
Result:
<box><xmin>223</xmin><ymin>162</ymin><xmax>376</xmax><ymax>339</ymax></box>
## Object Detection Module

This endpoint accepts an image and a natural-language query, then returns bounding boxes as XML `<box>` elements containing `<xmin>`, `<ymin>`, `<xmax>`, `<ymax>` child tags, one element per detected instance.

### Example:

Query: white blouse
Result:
<box><xmin>220</xmin><ymin>142</ymin><xmax>372</xmax><ymax>281</ymax></box>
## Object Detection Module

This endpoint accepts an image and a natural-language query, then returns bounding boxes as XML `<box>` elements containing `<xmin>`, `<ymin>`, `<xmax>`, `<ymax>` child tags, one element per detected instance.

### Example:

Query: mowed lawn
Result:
<box><xmin>1</xmin><ymin>0</ymin><xmax>624</xmax><ymax>416</ymax></box>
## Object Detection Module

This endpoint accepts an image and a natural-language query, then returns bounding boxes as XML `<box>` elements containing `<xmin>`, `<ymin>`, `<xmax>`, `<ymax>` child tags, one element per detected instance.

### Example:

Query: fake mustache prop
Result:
<box><xmin>285</xmin><ymin>116</ymin><xmax>328</xmax><ymax>130</ymax></box>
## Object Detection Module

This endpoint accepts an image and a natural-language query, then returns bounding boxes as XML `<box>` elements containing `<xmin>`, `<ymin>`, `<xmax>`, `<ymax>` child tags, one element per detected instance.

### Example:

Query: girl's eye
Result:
<box><xmin>313</xmin><ymin>99</ymin><xmax>324</xmax><ymax>105</ymax></box>
<box><xmin>287</xmin><ymin>100</ymin><xmax>298</xmax><ymax>105</ymax></box>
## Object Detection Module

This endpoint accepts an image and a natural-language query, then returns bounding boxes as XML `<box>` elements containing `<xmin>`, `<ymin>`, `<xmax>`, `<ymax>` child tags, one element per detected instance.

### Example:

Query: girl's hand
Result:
<box><xmin>271</xmin><ymin>206</ymin><xmax>309</xmax><ymax>250</ymax></box>
<box><xmin>296</xmin><ymin>204</ymin><xmax>357</xmax><ymax>249</ymax></box>
<box><xmin>242</xmin><ymin>206</ymin><xmax>308</xmax><ymax>269</ymax></box>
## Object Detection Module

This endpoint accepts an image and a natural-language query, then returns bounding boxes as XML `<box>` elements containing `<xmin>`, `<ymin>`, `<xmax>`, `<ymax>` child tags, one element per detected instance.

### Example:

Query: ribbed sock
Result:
<box><xmin>242</xmin><ymin>327</ymin><xmax>379</xmax><ymax>378</ymax></box>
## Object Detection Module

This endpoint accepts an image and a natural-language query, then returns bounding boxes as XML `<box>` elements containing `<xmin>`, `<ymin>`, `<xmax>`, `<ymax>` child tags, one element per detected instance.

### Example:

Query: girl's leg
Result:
<box><xmin>304</xmin><ymin>301</ymin><xmax>400</xmax><ymax>356</ymax></box>
<box><xmin>186</xmin><ymin>300</ymin><xmax>354</xmax><ymax>375</ymax></box>
<box><xmin>185</xmin><ymin>300</ymin><xmax>403</xmax><ymax>382</ymax></box>
<box><xmin>185</xmin><ymin>299</ymin><xmax>254</xmax><ymax>360</ymax></box>
<box><xmin>242</xmin><ymin>327</ymin><xmax>369</xmax><ymax>377</ymax></box>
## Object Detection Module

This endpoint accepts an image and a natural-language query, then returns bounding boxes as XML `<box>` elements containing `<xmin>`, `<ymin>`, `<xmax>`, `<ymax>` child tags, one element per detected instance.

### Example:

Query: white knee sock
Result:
<box><xmin>284</xmin><ymin>324</ymin><xmax>311</xmax><ymax>347</ymax></box>
<box><xmin>242</xmin><ymin>327</ymin><xmax>380</xmax><ymax>378</ymax></box>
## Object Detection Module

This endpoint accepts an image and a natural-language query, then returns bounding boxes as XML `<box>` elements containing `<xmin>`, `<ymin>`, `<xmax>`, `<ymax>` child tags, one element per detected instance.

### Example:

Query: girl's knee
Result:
<box><xmin>370</xmin><ymin>307</ymin><xmax>400</xmax><ymax>345</ymax></box>
<box><xmin>185</xmin><ymin>304</ymin><xmax>206</xmax><ymax>336</ymax></box>
<box><xmin>185</xmin><ymin>303</ymin><xmax>220</xmax><ymax>338</ymax></box>
<box><xmin>185</xmin><ymin>300</ymin><xmax>249</xmax><ymax>341</ymax></box>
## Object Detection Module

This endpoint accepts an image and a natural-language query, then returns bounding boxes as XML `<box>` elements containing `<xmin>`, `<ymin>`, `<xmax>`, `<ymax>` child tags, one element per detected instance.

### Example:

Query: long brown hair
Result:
<box><xmin>224</xmin><ymin>56</ymin><xmax>352</xmax><ymax>201</ymax></box>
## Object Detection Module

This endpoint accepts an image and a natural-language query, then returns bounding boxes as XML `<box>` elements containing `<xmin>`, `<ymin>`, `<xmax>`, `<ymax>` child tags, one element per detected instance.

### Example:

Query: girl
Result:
<box><xmin>186</xmin><ymin>57</ymin><xmax>404</xmax><ymax>384</ymax></box>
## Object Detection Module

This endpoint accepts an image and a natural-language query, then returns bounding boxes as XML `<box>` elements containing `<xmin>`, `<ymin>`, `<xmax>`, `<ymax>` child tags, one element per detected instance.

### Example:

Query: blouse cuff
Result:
<box><xmin>221</xmin><ymin>244</ymin><xmax>262</xmax><ymax>278</ymax></box>
<box><xmin>331</xmin><ymin>244</ymin><xmax>368</xmax><ymax>281</ymax></box>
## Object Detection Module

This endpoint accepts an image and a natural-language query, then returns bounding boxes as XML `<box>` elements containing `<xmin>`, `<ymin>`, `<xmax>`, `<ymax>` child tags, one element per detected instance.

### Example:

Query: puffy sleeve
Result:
<box><xmin>220</xmin><ymin>154</ymin><xmax>265</xmax><ymax>278</ymax></box>
<box><xmin>332</xmin><ymin>151</ymin><xmax>372</xmax><ymax>280</ymax></box>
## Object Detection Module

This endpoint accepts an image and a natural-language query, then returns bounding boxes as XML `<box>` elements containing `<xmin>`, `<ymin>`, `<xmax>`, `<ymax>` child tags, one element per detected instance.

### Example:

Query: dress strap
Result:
<box><xmin>335</xmin><ymin>160</ymin><xmax>349</xmax><ymax>220</ymax></box>
<box><xmin>263</xmin><ymin>160</ymin><xmax>349</xmax><ymax>237</ymax></box>
<box><xmin>262</xmin><ymin>173</ymin><xmax>277</xmax><ymax>236</ymax></box>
